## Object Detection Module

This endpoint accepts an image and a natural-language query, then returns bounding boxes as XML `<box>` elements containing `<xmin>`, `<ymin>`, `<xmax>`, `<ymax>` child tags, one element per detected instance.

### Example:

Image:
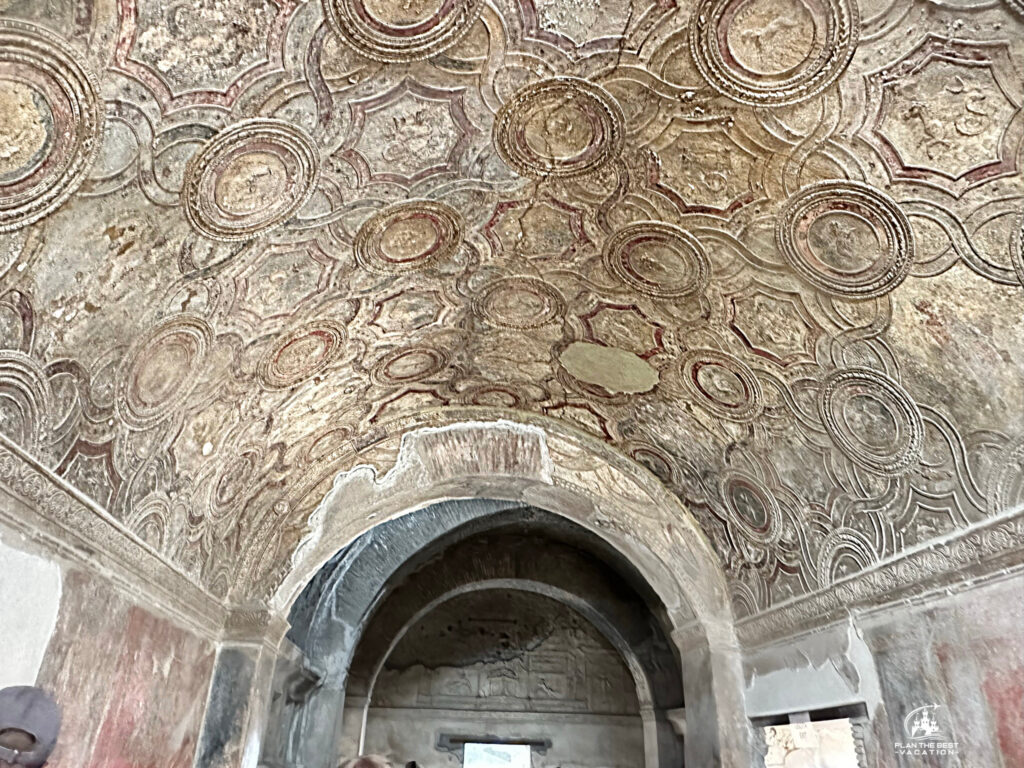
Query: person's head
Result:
<box><xmin>0</xmin><ymin>687</ymin><xmax>60</xmax><ymax>767</ymax></box>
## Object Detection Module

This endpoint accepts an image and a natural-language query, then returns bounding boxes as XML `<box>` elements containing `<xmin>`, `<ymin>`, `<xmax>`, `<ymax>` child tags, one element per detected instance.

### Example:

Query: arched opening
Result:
<box><xmin>266</xmin><ymin>503</ymin><xmax>690</xmax><ymax>767</ymax></box>
<box><xmin>252</xmin><ymin>418</ymin><xmax>750</xmax><ymax>768</ymax></box>
<box><xmin>357</xmin><ymin>588</ymin><xmax>646</xmax><ymax>766</ymax></box>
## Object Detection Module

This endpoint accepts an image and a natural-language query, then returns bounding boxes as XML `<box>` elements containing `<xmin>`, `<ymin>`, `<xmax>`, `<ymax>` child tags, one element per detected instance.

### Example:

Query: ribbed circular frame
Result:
<box><xmin>183</xmin><ymin>119</ymin><xmax>320</xmax><ymax>242</ymax></box>
<box><xmin>775</xmin><ymin>180</ymin><xmax>914</xmax><ymax>298</ymax></box>
<box><xmin>494</xmin><ymin>77</ymin><xmax>625</xmax><ymax>179</ymax></box>
<box><xmin>603</xmin><ymin>221</ymin><xmax>710</xmax><ymax>298</ymax></box>
<box><xmin>689</xmin><ymin>0</ymin><xmax>859</xmax><ymax>106</ymax></box>
<box><xmin>818</xmin><ymin>367</ymin><xmax>924</xmax><ymax>475</ymax></box>
<box><xmin>0</xmin><ymin>21</ymin><xmax>102</xmax><ymax>232</ymax></box>
<box><xmin>322</xmin><ymin>0</ymin><xmax>484</xmax><ymax>62</ymax></box>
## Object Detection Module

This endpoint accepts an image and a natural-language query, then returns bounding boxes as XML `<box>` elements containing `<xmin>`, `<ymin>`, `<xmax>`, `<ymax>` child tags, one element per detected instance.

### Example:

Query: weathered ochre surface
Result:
<box><xmin>34</xmin><ymin>569</ymin><xmax>215</xmax><ymax>768</ymax></box>
<box><xmin>0</xmin><ymin>0</ymin><xmax>1022</xmax><ymax>630</ymax></box>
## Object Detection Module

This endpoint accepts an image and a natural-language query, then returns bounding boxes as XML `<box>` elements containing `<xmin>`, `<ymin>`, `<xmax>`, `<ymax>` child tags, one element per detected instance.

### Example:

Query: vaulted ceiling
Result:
<box><xmin>0</xmin><ymin>0</ymin><xmax>1022</xmax><ymax>624</ymax></box>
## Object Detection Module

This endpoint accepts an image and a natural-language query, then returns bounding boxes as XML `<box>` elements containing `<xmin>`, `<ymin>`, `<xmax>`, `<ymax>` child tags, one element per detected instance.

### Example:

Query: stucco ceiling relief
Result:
<box><xmin>0</xmin><ymin>0</ymin><xmax>1019</xmax><ymax>637</ymax></box>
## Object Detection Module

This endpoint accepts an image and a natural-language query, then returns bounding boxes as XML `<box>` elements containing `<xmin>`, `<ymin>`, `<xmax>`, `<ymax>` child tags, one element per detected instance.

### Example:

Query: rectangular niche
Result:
<box><xmin>752</xmin><ymin>704</ymin><xmax>868</xmax><ymax>768</ymax></box>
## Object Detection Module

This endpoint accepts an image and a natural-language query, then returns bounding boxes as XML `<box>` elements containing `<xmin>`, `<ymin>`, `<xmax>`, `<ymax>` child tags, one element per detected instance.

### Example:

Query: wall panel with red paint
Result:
<box><xmin>34</xmin><ymin>568</ymin><xmax>216</xmax><ymax>768</ymax></box>
<box><xmin>864</xmin><ymin>573</ymin><xmax>1024</xmax><ymax>768</ymax></box>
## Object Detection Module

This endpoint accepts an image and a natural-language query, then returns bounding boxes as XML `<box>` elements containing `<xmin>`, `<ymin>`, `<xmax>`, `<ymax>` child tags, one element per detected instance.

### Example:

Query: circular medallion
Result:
<box><xmin>815</xmin><ymin>527</ymin><xmax>874</xmax><ymax>587</ymax></box>
<box><xmin>494</xmin><ymin>77</ymin><xmax>624</xmax><ymax>179</ymax></box>
<box><xmin>354</xmin><ymin>200</ymin><xmax>463</xmax><ymax>274</ymax></box>
<box><xmin>776</xmin><ymin>180</ymin><xmax>913</xmax><ymax>298</ymax></box>
<box><xmin>989</xmin><ymin>436</ymin><xmax>1024</xmax><ymax>515</ymax></box>
<box><xmin>371</xmin><ymin>344</ymin><xmax>449</xmax><ymax>384</ymax></box>
<box><xmin>603</xmin><ymin>222</ymin><xmax>710</xmax><ymax>298</ymax></box>
<box><xmin>259</xmin><ymin>322</ymin><xmax>346</xmax><ymax>390</ymax></box>
<box><xmin>722</xmin><ymin>472</ymin><xmax>781</xmax><ymax>545</ymax></box>
<box><xmin>0</xmin><ymin>21</ymin><xmax>102</xmax><ymax>232</ymax></box>
<box><xmin>211</xmin><ymin>450</ymin><xmax>259</xmax><ymax>521</ymax></box>
<box><xmin>818</xmin><ymin>367</ymin><xmax>924</xmax><ymax>475</ymax></box>
<box><xmin>323</xmin><ymin>0</ymin><xmax>483</xmax><ymax>62</ymax></box>
<box><xmin>474</xmin><ymin>276</ymin><xmax>565</xmax><ymax>330</ymax></box>
<box><xmin>0</xmin><ymin>352</ymin><xmax>49</xmax><ymax>450</ymax></box>
<box><xmin>681</xmin><ymin>348</ymin><xmax>763</xmax><ymax>421</ymax></box>
<box><xmin>183</xmin><ymin>119</ymin><xmax>319</xmax><ymax>242</ymax></box>
<box><xmin>689</xmin><ymin>0</ymin><xmax>859</xmax><ymax>106</ymax></box>
<box><xmin>118</xmin><ymin>315</ymin><xmax>213</xmax><ymax>429</ymax></box>
<box><xmin>459</xmin><ymin>383</ymin><xmax>524</xmax><ymax>408</ymax></box>
<box><xmin>627</xmin><ymin>442</ymin><xmax>678</xmax><ymax>487</ymax></box>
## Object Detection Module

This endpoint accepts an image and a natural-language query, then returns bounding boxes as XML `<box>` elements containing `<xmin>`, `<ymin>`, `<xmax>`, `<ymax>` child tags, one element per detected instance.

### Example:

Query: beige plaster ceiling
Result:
<box><xmin>0</xmin><ymin>0</ymin><xmax>1022</xmax><ymax>626</ymax></box>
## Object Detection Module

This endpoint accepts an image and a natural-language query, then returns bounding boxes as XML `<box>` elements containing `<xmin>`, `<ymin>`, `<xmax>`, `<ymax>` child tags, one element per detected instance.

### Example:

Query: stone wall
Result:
<box><xmin>0</xmin><ymin>519</ymin><xmax>216</xmax><ymax>768</ymax></box>
<box><xmin>346</xmin><ymin>590</ymin><xmax>645</xmax><ymax>768</ymax></box>
<box><xmin>743</xmin><ymin>570</ymin><xmax>1024</xmax><ymax>768</ymax></box>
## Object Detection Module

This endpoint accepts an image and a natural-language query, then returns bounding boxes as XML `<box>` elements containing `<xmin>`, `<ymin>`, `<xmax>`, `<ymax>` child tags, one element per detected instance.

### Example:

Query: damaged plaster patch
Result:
<box><xmin>283</xmin><ymin>421</ymin><xmax>553</xmax><ymax>608</ymax></box>
<box><xmin>559</xmin><ymin>342</ymin><xmax>658</xmax><ymax>394</ymax></box>
<box><xmin>742</xmin><ymin>615</ymin><xmax>882</xmax><ymax>717</ymax></box>
<box><xmin>0</xmin><ymin>531</ymin><xmax>62</xmax><ymax>688</ymax></box>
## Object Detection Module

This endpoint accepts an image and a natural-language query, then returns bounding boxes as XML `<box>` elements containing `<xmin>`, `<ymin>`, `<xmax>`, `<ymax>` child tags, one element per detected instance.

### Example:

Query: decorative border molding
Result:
<box><xmin>4</xmin><ymin>420</ymin><xmax>1024</xmax><ymax>653</ymax></box>
<box><xmin>0</xmin><ymin>432</ymin><xmax>226</xmax><ymax>640</ymax></box>
<box><xmin>738</xmin><ymin>507</ymin><xmax>1024</xmax><ymax>647</ymax></box>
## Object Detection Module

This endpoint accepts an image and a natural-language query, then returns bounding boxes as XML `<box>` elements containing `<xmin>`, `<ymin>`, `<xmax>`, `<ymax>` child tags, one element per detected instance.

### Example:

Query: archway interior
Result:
<box><xmin>268</xmin><ymin>501</ymin><xmax>686</xmax><ymax>768</ymax></box>
<box><xmin>356</xmin><ymin>589</ymin><xmax>644</xmax><ymax>766</ymax></box>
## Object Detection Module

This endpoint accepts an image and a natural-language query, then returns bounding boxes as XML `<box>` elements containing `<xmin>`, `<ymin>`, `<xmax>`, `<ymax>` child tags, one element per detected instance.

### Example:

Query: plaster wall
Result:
<box><xmin>860</xmin><ymin>572</ymin><xmax>1024</xmax><ymax>768</ymax></box>
<box><xmin>0</xmin><ymin>529</ymin><xmax>61</xmax><ymax>689</ymax></box>
<box><xmin>744</xmin><ymin>619</ymin><xmax>882</xmax><ymax>719</ymax></box>
<box><xmin>0</xmin><ymin>515</ymin><xmax>217</xmax><ymax>768</ymax></box>
<box><xmin>742</xmin><ymin>570</ymin><xmax>1024</xmax><ymax>768</ymax></box>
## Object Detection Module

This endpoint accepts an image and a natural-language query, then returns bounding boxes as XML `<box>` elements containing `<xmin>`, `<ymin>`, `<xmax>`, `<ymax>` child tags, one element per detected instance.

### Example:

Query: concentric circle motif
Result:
<box><xmin>323</xmin><ymin>0</ymin><xmax>484</xmax><ymax>62</ymax></box>
<box><xmin>117</xmin><ymin>315</ymin><xmax>213</xmax><ymax>429</ymax></box>
<box><xmin>729</xmin><ymin>582</ymin><xmax>761</xmax><ymax>619</ymax></box>
<box><xmin>0</xmin><ymin>21</ymin><xmax>102</xmax><ymax>232</ymax></box>
<box><xmin>259</xmin><ymin>322</ymin><xmax>346</xmax><ymax>390</ymax></box>
<box><xmin>354</xmin><ymin>200</ymin><xmax>463</xmax><ymax>275</ymax></box>
<box><xmin>371</xmin><ymin>345</ymin><xmax>449</xmax><ymax>385</ymax></box>
<box><xmin>681</xmin><ymin>348</ymin><xmax>763</xmax><ymax>421</ymax></box>
<box><xmin>775</xmin><ymin>180</ymin><xmax>914</xmax><ymax>298</ymax></box>
<box><xmin>459</xmin><ymin>383</ymin><xmax>523</xmax><ymax>408</ymax></box>
<box><xmin>722</xmin><ymin>472</ymin><xmax>781</xmax><ymax>545</ymax></box>
<box><xmin>627</xmin><ymin>442</ymin><xmax>677</xmax><ymax>487</ymax></box>
<box><xmin>689</xmin><ymin>0</ymin><xmax>859</xmax><ymax>106</ymax></box>
<box><xmin>1011</xmin><ymin>207</ymin><xmax>1024</xmax><ymax>288</ymax></box>
<box><xmin>818</xmin><ymin>367</ymin><xmax>924</xmax><ymax>475</ymax></box>
<box><xmin>0</xmin><ymin>352</ymin><xmax>50</xmax><ymax>450</ymax></box>
<box><xmin>815</xmin><ymin>527</ymin><xmax>875</xmax><ymax>587</ymax></box>
<box><xmin>211</xmin><ymin>450</ymin><xmax>259</xmax><ymax>521</ymax></box>
<box><xmin>473</xmin><ymin>276</ymin><xmax>565</xmax><ymax>330</ymax></box>
<box><xmin>494</xmin><ymin>77</ymin><xmax>625</xmax><ymax>179</ymax></box>
<box><xmin>603</xmin><ymin>222</ymin><xmax>710</xmax><ymax>298</ymax></box>
<box><xmin>183</xmin><ymin>119</ymin><xmax>320</xmax><ymax>242</ymax></box>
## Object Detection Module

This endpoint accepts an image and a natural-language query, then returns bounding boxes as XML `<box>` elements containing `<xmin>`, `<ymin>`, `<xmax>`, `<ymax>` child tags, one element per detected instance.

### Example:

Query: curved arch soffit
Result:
<box><xmin>263</xmin><ymin>412</ymin><xmax>734</xmax><ymax>636</ymax></box>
